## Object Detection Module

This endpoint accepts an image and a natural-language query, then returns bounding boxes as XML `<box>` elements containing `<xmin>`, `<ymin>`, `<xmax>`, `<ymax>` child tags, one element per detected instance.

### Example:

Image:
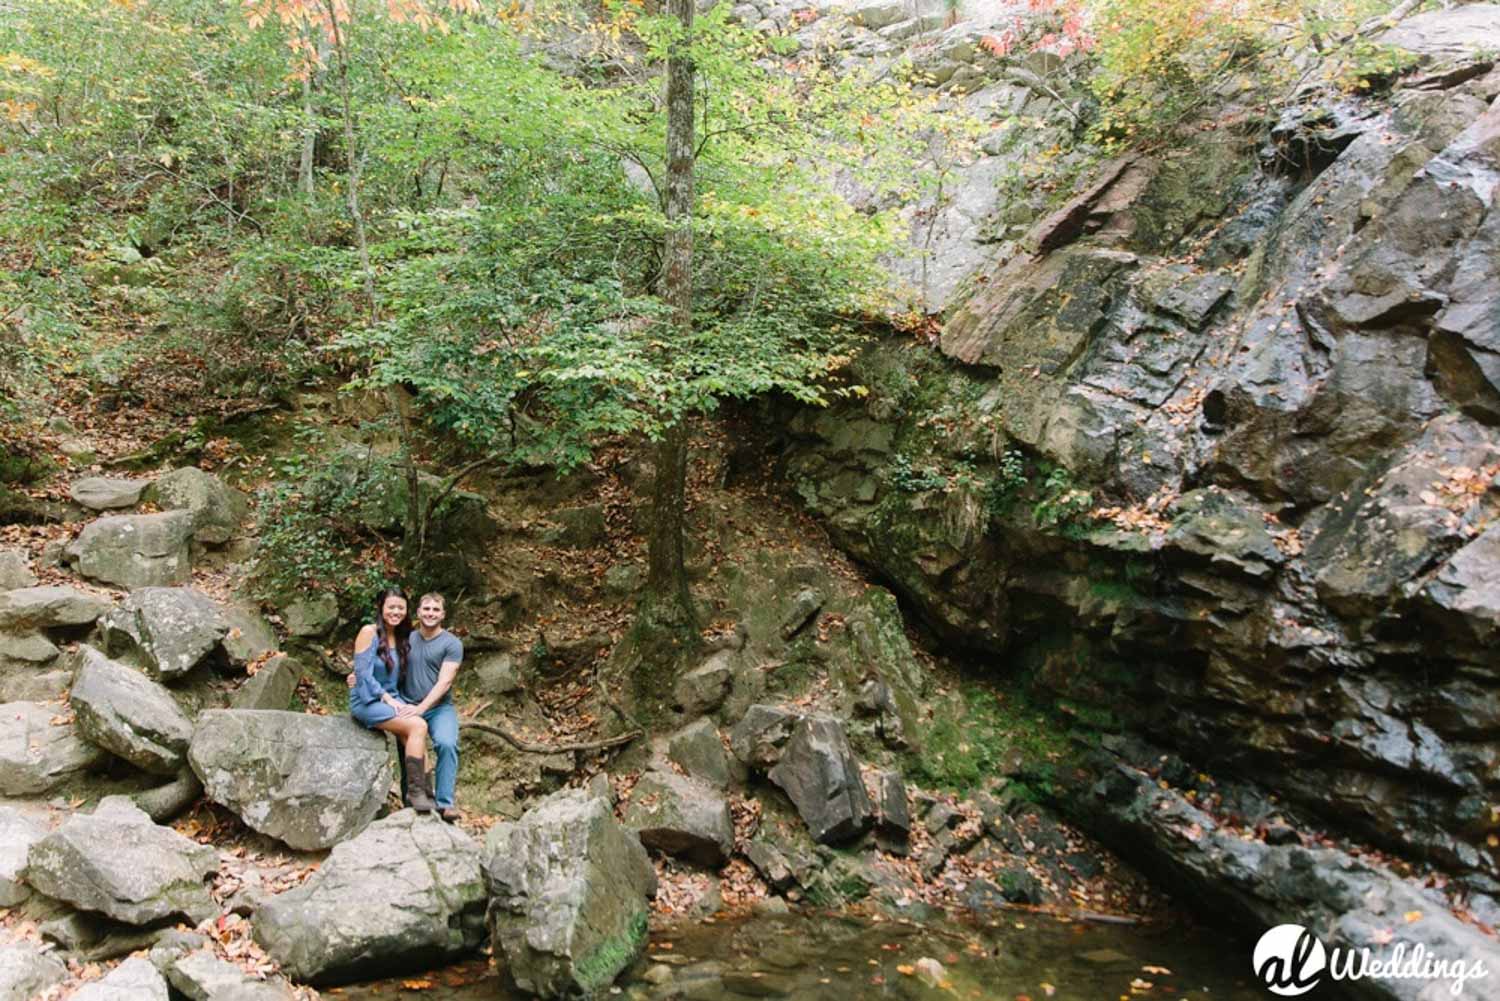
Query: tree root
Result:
<box><xmin>464</xmin><ymin>720</ymin><xmax>640</xmax><ymax>754</ymax></box>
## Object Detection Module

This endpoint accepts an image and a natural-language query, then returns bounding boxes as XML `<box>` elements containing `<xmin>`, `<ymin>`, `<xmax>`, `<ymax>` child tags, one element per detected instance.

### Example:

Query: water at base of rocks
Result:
<box><xmin>336</xmin><ymin>909</ymin><xmax>1264</xmax><ymax>1000</ymax></box>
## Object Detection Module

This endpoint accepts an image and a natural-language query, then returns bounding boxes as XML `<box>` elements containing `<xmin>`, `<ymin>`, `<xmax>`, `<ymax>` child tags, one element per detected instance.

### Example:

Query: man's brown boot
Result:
<box><xmin>403</xmin><ymin>757</ymin><xmax>436</xmax><ymax>813</ymax></box>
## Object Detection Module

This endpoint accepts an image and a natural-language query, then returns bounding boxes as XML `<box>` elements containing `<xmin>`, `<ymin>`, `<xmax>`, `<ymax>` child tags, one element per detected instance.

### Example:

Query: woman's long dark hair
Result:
<box><xmin>371</xmin><ymin>587</ymin><xmax>412</xmax><ymax>677</ymax></box>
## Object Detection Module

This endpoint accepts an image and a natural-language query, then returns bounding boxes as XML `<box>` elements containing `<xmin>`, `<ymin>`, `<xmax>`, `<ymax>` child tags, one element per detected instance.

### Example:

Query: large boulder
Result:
<box><xmin>71</xmin><ymin>646</ymin><xmax>195</xmax><ymax>774</ymax></box>
<box><xmin>767</xmin><ymin>715</ymin><xmax>874</xmax><ymax>844</ymax></box>
<box><xmin>70</xmin><ymin>476</ymin><xmax>149</xmax><ymax>511</ymax></box>
<box><xmin>0</xmin><ymin>942</ymin><xmax>67</xmax><ymax>999</ymax></box>
<box><xmin>0</xmin><ymin>805</ymin><xmax>46</xmax><ymax>905</ymax></box>
<box><xmin>72</xmin><ymin>956</ymin><xmax>171</xmax><ymax>1001</ymax></box>
<box><xmin>146</xmin><ymin>467</ymin><xmax>249</xmax><ymax>545</ymax></box>
<box><xmin>101</xmin><ymin>587</ymin><xmax>230</xmax><ymax>680</ymax></box>
<box><xmin>220</xmin><ymin>604</ymin><xmax>278</xmax><ymax>667</ymax></box>
<box><xmin>281</xmin><ymin>594</ymin><xmax>338</xmax><ymax>638</ymax></box>
<box><xmin>188</xmin><ymin>710</ymin><xmax>391</xmax><ymax>850</ymax></box>
<box><xmin>67</xmin><ymin>511</ymin><xmax>195</xmax><ymax>588</ymax></box>
<box><xmin>25</xmin><ymin>798</ymin><xmax>218</xmax><ymax>925</ymax></box>
<box><xmin>622</xmin><ymin>769</ymin><xmax>735</xmax><ymax>865</ymax></box>
<box><xmin>667</xmin><ymin>717</ymin><xmax>737</xmax><ymax>788</ymax></box>
<box><xmin>0</xmin><ymin>700</ymin><xmax>108</xmax><ymax>794</ymax></box>
<box><xmin>253</xmin><ymin>810</ymin><xmax>487</xmax><ymax>985</ymax></box>
<box><xmin>0</xmin><ymin>585</ymin><xmax>109</xmax><ymax>631</ymax></box>
<box><xmin>0</xmin><ymin>549</ymin><xmax>37</xmax><ymax>590</ymax></box>
<box><xmin>486</xmin><ymin>788</ymin><xmax>657</xmax><ymax>998</ymax></box>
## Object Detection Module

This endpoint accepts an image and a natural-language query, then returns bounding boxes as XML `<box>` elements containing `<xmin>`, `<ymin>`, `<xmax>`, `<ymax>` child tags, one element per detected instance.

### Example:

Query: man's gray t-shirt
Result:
<box><xmin>401</xmin><ymin>629</ymin><xmax>463</xmax><ymax>705</ymax></box>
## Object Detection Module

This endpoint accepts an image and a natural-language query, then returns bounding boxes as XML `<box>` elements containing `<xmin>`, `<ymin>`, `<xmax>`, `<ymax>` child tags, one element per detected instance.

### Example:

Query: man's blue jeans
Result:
<box><xmin>422</xmin><ymin>701</ymin><xmax>459</xmax><ymax>809</ymax></box>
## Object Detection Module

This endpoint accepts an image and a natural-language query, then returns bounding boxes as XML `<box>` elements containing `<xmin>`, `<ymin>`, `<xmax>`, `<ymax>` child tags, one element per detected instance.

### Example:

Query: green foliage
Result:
<box><xmin>887</xmin><ymin>452</ymin><xmax>950</xmax><ymax>494</ymax></box>
<box><xmin>247</xmin><ymin>434</ymin><xmax>393</xmax><ymax>612</ymax></box>
<box><xmin>910</xmin><ymin>685</ymin><xmax>1071</xmax><ymax>793</ymax></box>
<box><xmin>1032</xmin><ymin>465</ymin><xmax>1094</xmax><ymax>533</ymax></box>
<box><xmin>986</xmin><ymin>448</ymin><xmax>1029</xmax><ymax>517</ymax></box>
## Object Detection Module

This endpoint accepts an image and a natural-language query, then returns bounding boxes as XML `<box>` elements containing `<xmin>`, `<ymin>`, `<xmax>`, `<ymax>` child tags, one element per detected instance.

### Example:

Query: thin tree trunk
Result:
<box><xmin>324</xmin><ymin>3</ymin><xmax>423</xmax><ymax>543</ymax></box>
<box><xmin>645</xmin><ymin>0</ymin><xmax>697</xmax><ymax>623</ymax></box>
<box><xmin>299</xmin><ymin>35</ymin><xmax>329</xmax><ymax>197</ymax></box>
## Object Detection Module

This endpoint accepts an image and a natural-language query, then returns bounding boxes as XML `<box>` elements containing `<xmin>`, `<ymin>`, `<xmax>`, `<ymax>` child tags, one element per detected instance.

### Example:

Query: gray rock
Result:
<box><xmin>729</xmin><ymin>704</ymin><xmax>800</xmax><ymax>769</ymax></box>
<box><xmin>72</xmin><ymin>956</ymin><xmax>170</xmax><ymax>1001</ymax></box>
<box><xmin>281</xmin><ymin>594</ymin><xmax>338</xmax><ymax>638</ymax></box>
<box><xmin>486</xmin><ymin>788</ymin><xmax>657</xmax><ymax>999</ymax></box>
<box><xmin>674</xmin><ymin>650</ymin><xmax>735</xmax><ymax>716</ymax></box>
<box><xmin>146</xmin><ymin>930</ymin><xmax>210</xmax><ymax>974</ymax></box>
<box><xmin>146</xmin><ymin>467</ymin><xmax>249</xmax><ymax>545</ymax></box>
<box><xmin>473</xmin><ymin>651</ymin><xmax>524</xmax><ymax>696</ymax></box>
<box><xmin>25</xmin><ymin>798</ymin><xmax>218</xmax><ymax>925</ymax></box>
<box><xmin>1381</xmin><ymin>4</ymin><xmax>1500</xmax><ymax>61</ymax></box>
<box><xmin>101</xmin><ymin>587</ymin><xmax>230</xmax><ymax>680</ymax></box>
<box><xmin>668</xmin><ymin>718</ymin><xmax>737</xmax><ymax>788</ymax></box>
<box><xmin>67</xmin><ymin>511</ymin><xmax>195</xmax><ymax>588</ymax></box>
<box><xmin>1424</xmin><ymin>522</ymin><xmax>1500</xmax><ymax>644</ymax></box>
<box><xmin>189</xmin><ymin>710</ymin><xmax>391</xmax><ymax>850</ymax></box>
<box><xmin>873</xmin><ymin>769</ymin><xmax>911</xmax><ymax>854</ymax></box>
<box><xmin>623</xmin><ymin>770</ymin><xmax>735</xmax><ymax>865</ymax></box>
<box><xmin>779</xmin><ymin>586</ymin><xmax>825</xmax><ymax>639</ymax></box>
<box><xmin>846</xmin><ymin>0</ymin><xmax>906</xmax><ymax>30</ymax></box>
<box><xmin>0</xmin><ymin>700</ymin><xmax>108</xmax><ymax>794</ymax></box>
<box><xmin>253</xmin><ymin>810</ymin><xmax>487</xmax><ymax>985</ymax></box>
<box><xmin>71</xmin><ymin>645</ymin><xmax>195</xmax><ymax>774</ymax></box>
<box><xmin>70</xmin><ymin>476</ymin><xmax>149</xmax><ymax>511</ymax></box>
<box><xmin>0</xmin><ymin>630</ymin><xmax>59</xmax><ymax>667</ymax></box>
<box><xmin>0</xmin><ymin>941</ymin><xmax>67</xmax><ymax>999</ymax></box>
<box><xmin>220</xmin><ymin>604</ymin><xmax>279</xmax><ymax>667</ymax></box>
<box><xmin>166</xmin><ymin>949</ymin><xmax>298</xmax><ymax>1001</ymax></box>
<box><xmin>0</xmin><ymin>805</ymin><xmax>45</xmax><ymax>905</ymax></box>
<box><xmin>767</xmin><ymin>715</ymin><xmax>873</xmax><ymax>844</ymax></box>
<box><xmin>0</xmin><ymin>585</ymin><xmax>110</xmax><ymax>631</ymax></box>
<box><xmin>229</xmin><ymin>654</ymin><xmax>300</xmax><ymax>711</ymax></box>
<box><xmin>0</xmin><ymin>663</ymin><xmax>71</xmax><ymax>703</ymax></box>
<box><xmin>0</xmin><ymin>548</ymin><xmax>37</xmax><ymax>590</ymax></box>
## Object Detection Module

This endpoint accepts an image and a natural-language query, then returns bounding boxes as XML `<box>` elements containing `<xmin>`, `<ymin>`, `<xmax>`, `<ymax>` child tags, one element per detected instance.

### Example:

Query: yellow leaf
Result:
<box><xmin>897</xmin><ymin>965</ymin><xmax>916</xmax><ymax>976</ymax></box>
<box><xmin>1403</xmin><ymin>910</ymin><xmax>1423</xmax><ymax>923</ymax></box>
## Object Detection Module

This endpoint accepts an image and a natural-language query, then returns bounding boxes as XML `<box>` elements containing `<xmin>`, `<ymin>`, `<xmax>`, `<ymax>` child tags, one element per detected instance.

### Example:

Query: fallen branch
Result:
<box><xmin>464</xmin><ymin>720</ymin><xmax>641</xmax><ymax>754</ymax></box>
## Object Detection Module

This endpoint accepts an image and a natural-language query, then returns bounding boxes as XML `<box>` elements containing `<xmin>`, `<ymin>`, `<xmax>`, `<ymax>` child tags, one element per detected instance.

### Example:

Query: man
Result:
<box><xmin>396</xmin><ymin>592</ymin><xmax>463</xmax><ymax>821</ymax></box>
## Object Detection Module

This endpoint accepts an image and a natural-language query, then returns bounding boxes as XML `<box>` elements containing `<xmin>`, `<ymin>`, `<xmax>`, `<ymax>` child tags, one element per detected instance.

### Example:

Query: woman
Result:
<box><xmin>349</xmin><ymin>587</ymin><xmax>436</xmax><ymax>813</ymax></box>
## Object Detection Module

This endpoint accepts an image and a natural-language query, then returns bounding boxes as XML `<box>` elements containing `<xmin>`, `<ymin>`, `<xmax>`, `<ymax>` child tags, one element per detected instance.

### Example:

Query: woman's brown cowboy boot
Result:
<box><xmin>403</xmin><ymin>757</ymin><xmax>436</xmax><ymax>813</ymax></box>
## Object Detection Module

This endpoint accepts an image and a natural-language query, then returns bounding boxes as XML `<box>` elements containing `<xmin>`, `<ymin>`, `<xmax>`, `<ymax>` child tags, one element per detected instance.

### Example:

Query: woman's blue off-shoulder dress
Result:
<box><xmin>350</xmin><ymin>634</ymin><xmax>403</xmax><ymax>728</ymax></box>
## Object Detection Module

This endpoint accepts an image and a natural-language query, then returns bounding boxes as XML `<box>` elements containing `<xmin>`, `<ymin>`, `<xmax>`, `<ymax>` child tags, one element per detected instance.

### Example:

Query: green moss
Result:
<box><xmin>574</xmin><ymin>908</ymin><xmax>648</xmax><ymax>993</ymax></box>
<box><xmin>909</xmin><ymin>685</ymin><xmax>1072</xmax><ymax>793</ymax></box>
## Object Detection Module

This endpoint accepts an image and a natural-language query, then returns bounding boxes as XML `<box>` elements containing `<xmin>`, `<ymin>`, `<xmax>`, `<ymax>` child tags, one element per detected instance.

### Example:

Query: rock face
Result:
<box><xmin>25</xmin><ymin>798</ymin><xmax>218</xmax><ymax>925</ymax></box>
<box><xmin>768</xmin><ymin>715</ymin><xmax>873</xmax><ymax>844</ymax></box>
<box><xmin>486</xmin><ymin>788</ymin><xmax>657</xmax><ymax>999</ymax></box>
<box><xmin>188</xmin><ymin>710</ymin><xmax>391</xmax><ymax>850</ymax></box>
<box><xmin>72</xmin><ymin>956</ymin><xmax>170</xmax><ymax>1001</ymax></box>
<box><xmin>146</xmin><ymin>466</ymin><xmax>249</xmax><ymax>544</ymax></box>
<box><xmin>67</xmin><ymin>511</ymin><xmax>195</xmax><ymax>588</ymax></box>
<box><xmin>71</xmin><ymin>646</ymin><xmax>195</xmax><ymax>774</ymax></box>
<box><xmin>622</xmin><ymin>770</ymin><xmax>735</xmax><ymax>865</ymax></box>
<box><xmin>101</xmin><ymin>586</ymin><xmax>230</xmax><ymax>679</ymax></box>
<box><xmin>253</xmin><ymin>810</ymin><xmax>487</xmax><ymax>985</ymax></box>
<box><xmin>0</xmin><ymin>549</ymin><xmax>37</xmax><ymax>590</ymax></box>
<box><xmin>70</xmin><ymin>476</ymin><xmax>148</xmax><ymax>511</ymax></box>
<box><xmin>281</xmin><ymin>594</ymin><xmax>338</xmax><ymax>638</ymax></box>
<box><xmin>0</xmin><ymin>700</ymin><xmax>108</xmax><ymax>794</ymax></box>
<box><xmin>164</xmin><ymin>950</ymin><xmax>297</xmax><ymax>1001</ymax></box>
<box><xmin>0</xmin><ymin>941</ymin><xmax>67</xmax><ymax>999</ymax></box>
<box><xmin>229</xmin><ymin>654</ymin><xmax>299</xmax><ymax>711</ymax></box>
<box><xmin>0</xmin><ymin>805</ymin><xmax>46</xmax><ymax>905</ymax></box>
<box><xmin>0</xmin><ymin>585</ymin><xmax>109</xmax><ymax>631</ymax></box>
<box><xmin>781</xmin><ymin>63</ymin><xmax>1500</xmax><ymax>906</ymax></box>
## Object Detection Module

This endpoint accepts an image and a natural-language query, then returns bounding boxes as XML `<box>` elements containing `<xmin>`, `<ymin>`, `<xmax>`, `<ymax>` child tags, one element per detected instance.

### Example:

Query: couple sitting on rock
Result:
<box><xmin>348</xmin><ymin>587</ymin><xmax>463</xmax><ymax>821</ymax></box>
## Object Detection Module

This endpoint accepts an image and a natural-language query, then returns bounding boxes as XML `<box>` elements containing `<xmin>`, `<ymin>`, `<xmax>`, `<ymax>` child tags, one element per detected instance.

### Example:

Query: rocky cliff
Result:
<box><xmin>779</xmin><ymin>7</ymin><xmax>1500</xmax><ymax>922</ymax></box>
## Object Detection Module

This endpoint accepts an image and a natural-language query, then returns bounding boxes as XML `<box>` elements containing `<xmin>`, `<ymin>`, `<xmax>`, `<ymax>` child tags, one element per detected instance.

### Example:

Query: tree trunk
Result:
<box><xmin>324</xmin><ymin>3</ymin><xmax>423</xmax><ymax>546</ymax></box>
<box><xmin>298</xmin><ymin>35</ymin><xmax>329</xmax><ymax>197</ymax></box>
<box><xmin>644</xmin><ymin>0</ymin><xmax>697</xmax><ymax>624</ymax></box>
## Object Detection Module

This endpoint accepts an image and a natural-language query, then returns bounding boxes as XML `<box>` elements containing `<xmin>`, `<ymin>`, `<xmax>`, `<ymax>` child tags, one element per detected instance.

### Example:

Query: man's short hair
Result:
<box><xmin>419</xmin><ymin>592</ymin><xmax>446</xmax><ymax>608</ymax></box>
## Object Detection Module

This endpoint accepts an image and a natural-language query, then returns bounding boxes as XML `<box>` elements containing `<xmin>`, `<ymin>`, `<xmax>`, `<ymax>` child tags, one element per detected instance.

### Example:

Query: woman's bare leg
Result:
<box><xmin>376</xmin><ymin>715</ymin><xmax>428</xmax><ymax>761</ymax></box>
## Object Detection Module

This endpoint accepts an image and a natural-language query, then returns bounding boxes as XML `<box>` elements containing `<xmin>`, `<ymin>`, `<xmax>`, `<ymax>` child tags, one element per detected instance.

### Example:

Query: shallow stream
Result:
<box><xmin>336</xmin><ymin>909</ymin><xmax>1263</xmax><ymax>1001</ymax></box>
